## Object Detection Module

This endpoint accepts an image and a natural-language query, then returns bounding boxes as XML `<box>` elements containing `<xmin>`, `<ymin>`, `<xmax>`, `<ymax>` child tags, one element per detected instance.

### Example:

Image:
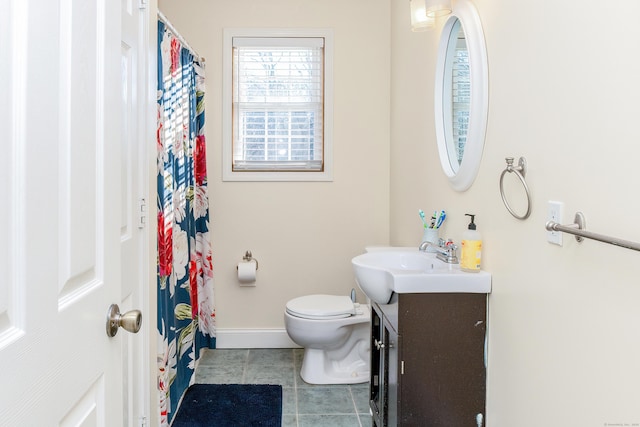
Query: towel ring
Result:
<box><xmin>499</xmin><ymin>157</ymin><xmax>532</xmax><ymax>220</ymax></box>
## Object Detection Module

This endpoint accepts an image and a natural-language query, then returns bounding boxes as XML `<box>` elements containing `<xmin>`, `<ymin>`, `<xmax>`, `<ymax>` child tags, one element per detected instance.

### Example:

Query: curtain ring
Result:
<box><xmin>499</xmin><ymin>157</ymin><xmax>532</xmax><ymax>220</ymax></box>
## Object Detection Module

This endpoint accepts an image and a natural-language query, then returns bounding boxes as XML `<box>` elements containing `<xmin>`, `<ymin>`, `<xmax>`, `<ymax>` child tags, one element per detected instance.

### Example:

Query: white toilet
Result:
<box><xmin>284</xmin><ymin>294</ymin><xmax>370</xmax><ymax>385</ymax></box>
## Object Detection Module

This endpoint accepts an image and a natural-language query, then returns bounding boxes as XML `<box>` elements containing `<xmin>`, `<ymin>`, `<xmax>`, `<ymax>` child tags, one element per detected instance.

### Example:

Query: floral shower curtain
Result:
<box><xmin>156</xmin><ymin>20</ymin><xmax>216</xmax><ymax>426</ymax></box>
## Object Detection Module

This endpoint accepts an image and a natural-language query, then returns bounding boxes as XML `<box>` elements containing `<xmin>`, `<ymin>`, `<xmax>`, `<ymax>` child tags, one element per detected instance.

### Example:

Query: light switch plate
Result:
<box><xmin>547</xmin><ymin>201</ymin><xmax>563</xmax><ymax>245</ymax></box>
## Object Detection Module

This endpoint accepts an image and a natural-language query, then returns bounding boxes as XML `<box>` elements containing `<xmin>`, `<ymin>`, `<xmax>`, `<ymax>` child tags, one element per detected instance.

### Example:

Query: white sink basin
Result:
<box><xmin>351</xmin><ymin>247</ymin><xmax>491</xmax><ymax>304</ymax></box>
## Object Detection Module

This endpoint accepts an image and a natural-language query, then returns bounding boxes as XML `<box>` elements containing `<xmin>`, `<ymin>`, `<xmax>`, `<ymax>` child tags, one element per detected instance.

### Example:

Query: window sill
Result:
<box><xmin>221</xmin><ymin>169</ymin><xmax>333</xmax><ymax>182</ymax></box>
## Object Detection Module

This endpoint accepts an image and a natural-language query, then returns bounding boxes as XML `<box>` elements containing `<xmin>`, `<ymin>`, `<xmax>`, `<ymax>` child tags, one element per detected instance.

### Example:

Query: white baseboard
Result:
<box><xmin>215</xmin><ymin>328</ymin><xmax>300</xmax><ymax>349</ymax></box>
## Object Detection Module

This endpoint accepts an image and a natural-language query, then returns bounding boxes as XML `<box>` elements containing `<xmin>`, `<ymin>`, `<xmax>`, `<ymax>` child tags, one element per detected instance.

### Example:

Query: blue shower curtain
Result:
<box><xmin>156</xmin><ymin>20</ymin><xmax>216</xmax><ymax>426</ymax></box>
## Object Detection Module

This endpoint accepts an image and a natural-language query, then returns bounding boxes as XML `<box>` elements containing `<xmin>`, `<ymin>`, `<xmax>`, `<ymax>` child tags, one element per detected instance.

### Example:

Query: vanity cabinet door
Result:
<box><xmin>370</xmin><ymin>305</ymin><xmax>385</xmax><ymax>426</ymax></box>
<box><xmin>384</xmin><ymin>316</ymin><xmax>399</xmax><ymax>427</ymax></box>
<box><xmin>370</xmin><ymin>303</ymin><xmax>400</xmax><ymax>427</ymax></box>
<box><xmin>398</xmin><ymin>293</ymin><xmax>487</xmax><ymax>426</ymax></box>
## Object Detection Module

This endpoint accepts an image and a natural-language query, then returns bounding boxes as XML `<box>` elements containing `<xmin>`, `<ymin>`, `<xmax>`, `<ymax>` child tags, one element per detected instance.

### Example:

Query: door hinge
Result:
<box><xmin>401</xmin><ymin>360</ymin><xmax>405</xmax><ymax>375</ymax></box>
<box><xmin>139</xmin><ymin>415</ymin><xmax>148</xmax><ymax>427</ymax></box>
<box><xmin>138</xmin><ymin>198</ymin><xmax>147</xmax><ymax>229</ymax></box>
<box><xmin>138</xmin><ymin>0</ymin><xmax>147</xmax><ymax>9</ymax></box>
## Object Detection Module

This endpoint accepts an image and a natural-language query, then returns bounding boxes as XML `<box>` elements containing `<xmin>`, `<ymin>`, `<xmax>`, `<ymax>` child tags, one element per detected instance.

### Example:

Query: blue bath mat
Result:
<box><xmin>171</xmin><ymin>384</ymin><xmax>282</xmax><ymax>426</ymax></box>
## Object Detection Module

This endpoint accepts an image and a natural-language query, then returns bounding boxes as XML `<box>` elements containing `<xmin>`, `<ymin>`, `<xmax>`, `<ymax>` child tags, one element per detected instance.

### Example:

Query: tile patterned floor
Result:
<box><xmin>195</xmin><ymin>348</ymin><xmax>372</xmax><ymax>427</ymax></box>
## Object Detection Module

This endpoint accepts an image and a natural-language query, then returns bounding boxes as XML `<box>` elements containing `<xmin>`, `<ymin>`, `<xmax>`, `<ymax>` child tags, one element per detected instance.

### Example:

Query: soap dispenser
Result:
<box><xmin>461</xmin><ymin>214</ymin><xmax>482</xmax><ymax>273</ymax></box>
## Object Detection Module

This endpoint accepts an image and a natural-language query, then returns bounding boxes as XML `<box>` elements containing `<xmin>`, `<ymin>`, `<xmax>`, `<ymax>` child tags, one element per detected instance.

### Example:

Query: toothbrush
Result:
<box><xmin>418</xmin><ymin>209</ymin><xmax>428</xmax><ymax>229</ymax></box>
<box><xmin>436</xmin><ymin>210</ymin><xmax>446</xmax><ymax>229</ymax></box>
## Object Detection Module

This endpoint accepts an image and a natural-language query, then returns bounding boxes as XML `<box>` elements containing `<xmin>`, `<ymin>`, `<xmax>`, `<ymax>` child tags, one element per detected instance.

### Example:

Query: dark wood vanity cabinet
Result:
<box><xmin>370</xmin><ymin>293</ymin><xmax>487</xmax><ymax>427</ymax></box>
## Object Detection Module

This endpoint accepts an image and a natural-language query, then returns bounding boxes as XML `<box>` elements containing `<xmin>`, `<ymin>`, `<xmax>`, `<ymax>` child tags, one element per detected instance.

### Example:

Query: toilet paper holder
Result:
<box><xmin>238</xmin><ymin>250</ymin><xmax>259</xmax><ymax>270</ymax></box>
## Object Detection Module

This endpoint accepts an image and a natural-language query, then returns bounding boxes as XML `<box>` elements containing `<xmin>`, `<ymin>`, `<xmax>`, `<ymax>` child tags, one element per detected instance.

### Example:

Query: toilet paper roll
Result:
<box><xmin>237</xmin><ymin>259</ymin><xmax>257</xmax><ymax>284</ymax></box>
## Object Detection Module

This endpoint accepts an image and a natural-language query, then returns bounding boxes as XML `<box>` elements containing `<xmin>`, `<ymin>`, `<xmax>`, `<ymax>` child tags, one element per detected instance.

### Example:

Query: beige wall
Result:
<box><xmin>391</xmin><ymin>0</ymin><xmax>640</xmax><ymax>425</ymax></box>
<box><xmin>159</xmin><ymin>0</ymin><xmax>640</xmax><ymax>423</ymax></box>
<box><xmin>158</xmin><ymin>0</ymin><xmax>391</xmax><ymax>330</ymax></box>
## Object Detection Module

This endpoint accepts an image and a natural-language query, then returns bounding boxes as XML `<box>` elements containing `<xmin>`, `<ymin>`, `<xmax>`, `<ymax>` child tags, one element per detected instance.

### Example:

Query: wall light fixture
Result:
<box><xmin>425</xmin><ymin>0</ymin><xmax>452</xmax><ymax>18</ymax></box>
<box><xmin>410</xmin><ymin>0</ymin><xmax>435</xmax><ymax>32</ymax></box>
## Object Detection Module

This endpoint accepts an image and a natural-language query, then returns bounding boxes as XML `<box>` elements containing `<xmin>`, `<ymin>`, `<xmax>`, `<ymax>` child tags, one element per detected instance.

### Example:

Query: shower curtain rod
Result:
<box><xmin>157</xmin><ymin>10</ymin><xmax>205</xmax><ymax>62</ymax></box>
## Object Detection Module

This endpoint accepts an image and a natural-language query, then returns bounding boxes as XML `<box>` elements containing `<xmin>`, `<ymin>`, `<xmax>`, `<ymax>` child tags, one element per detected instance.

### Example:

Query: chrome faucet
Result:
<box><xmin>419</xmin><ymin>238</ymin><xmax>459</xmax><ymax>264</ymax></box>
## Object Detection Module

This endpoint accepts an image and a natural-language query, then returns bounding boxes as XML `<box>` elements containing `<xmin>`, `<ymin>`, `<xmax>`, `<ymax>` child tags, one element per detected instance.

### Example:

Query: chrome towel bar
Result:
<box><xmin>545</xmin><ymin>212</ymin><xmax>640</xmax><ymax>252</ymax></box>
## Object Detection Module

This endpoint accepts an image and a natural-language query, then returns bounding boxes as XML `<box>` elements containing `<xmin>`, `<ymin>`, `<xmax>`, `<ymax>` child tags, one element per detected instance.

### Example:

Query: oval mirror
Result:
<box><xmin>434</xmin><ymin>0</ymin><xmax>488</xmax><ymax>192</ymax></box>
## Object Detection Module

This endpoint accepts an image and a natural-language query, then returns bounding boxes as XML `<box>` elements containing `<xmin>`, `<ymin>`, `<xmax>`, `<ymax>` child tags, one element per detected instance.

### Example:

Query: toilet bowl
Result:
<box><xmin>284</xmin><ymin>294</ymin><xmax>370</xmax><ymax>385</ymax></box>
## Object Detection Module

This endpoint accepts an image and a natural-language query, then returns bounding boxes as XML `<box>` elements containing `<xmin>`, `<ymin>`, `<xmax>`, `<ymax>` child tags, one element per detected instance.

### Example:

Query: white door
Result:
<box><xmin>0</xmin><ymin>0</ymin><xmax>141</xmax><ymax>425</ymax></box>
<box><xmin>120</xmin><ymin>0</ymin><xmax>150</xmax><ymax>425</ymax></box>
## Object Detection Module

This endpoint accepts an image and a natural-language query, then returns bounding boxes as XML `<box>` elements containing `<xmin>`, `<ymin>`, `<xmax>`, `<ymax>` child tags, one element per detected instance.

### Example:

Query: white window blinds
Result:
<box><xmin>232</xmin><ymin>37</ymin><xmax>325</xmax><ymax>172</ymax></box>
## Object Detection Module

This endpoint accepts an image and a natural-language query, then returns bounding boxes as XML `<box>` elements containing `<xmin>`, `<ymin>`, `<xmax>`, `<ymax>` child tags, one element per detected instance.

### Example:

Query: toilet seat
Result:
<box><xmin>286</xmin><ymin>294</ymin><xmax>357</xmax><ymax>320</ymax></box>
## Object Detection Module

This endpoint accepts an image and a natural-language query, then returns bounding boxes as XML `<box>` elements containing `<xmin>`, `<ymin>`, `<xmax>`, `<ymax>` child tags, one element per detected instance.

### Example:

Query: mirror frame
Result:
<box><xmin>434</xmin><ymin>0</ymin><xmax>488</xmax><ymax>192</ymax></box>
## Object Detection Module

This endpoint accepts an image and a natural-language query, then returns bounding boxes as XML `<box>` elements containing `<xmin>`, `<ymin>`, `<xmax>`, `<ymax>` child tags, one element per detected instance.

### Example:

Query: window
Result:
<box><xmin>223</xmin><ymin>29</ymin><xmax>333</xmax><ymax>181</ymax></box>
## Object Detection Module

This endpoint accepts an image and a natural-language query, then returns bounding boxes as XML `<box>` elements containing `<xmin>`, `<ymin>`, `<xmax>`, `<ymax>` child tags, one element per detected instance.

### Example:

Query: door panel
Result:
<box><xmin>121</xmin><ymin>0</ymin><xmax>138</xmax><ymax>303</ymax></box>
<box><xmin>58</xmin><ymin>0</ymin><xmax>101</xmax><ymax>306</ymax></box>
<box><xmin>59</xmin><ymin>378</ymin><xmax>105</xmax><ymax>427</ymax></box>
<box><xmin>0</xmin><ymin>0</ymin><xmax>27</xmax><ymax>350</ymax></box>
<box><xmin>0</xmin><ymin>0</ymin><xmax>124</xmax><ymax>424</ymax></box>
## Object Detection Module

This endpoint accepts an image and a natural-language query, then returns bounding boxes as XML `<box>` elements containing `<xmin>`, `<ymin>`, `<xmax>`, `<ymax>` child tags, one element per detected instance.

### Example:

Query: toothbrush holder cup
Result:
<box><xmin>421</xmin><ymin>228</ymin><xmax>439</xmax><ymax>253</ymax></box>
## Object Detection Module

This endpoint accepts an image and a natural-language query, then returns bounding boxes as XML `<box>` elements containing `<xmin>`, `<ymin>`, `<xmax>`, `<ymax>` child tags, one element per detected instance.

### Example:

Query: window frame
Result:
<box><xmin>223</xmin><ymin>28</ymin><xmax>334</xmax><ymax>182</ymax></box>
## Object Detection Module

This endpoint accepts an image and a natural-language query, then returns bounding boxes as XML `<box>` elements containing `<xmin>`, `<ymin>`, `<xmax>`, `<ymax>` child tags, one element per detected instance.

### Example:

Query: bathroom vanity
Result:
<box><xmin>369</xmin><ymin>292</ymin><xmax>487</xmax><ymax>426</ymax></box>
